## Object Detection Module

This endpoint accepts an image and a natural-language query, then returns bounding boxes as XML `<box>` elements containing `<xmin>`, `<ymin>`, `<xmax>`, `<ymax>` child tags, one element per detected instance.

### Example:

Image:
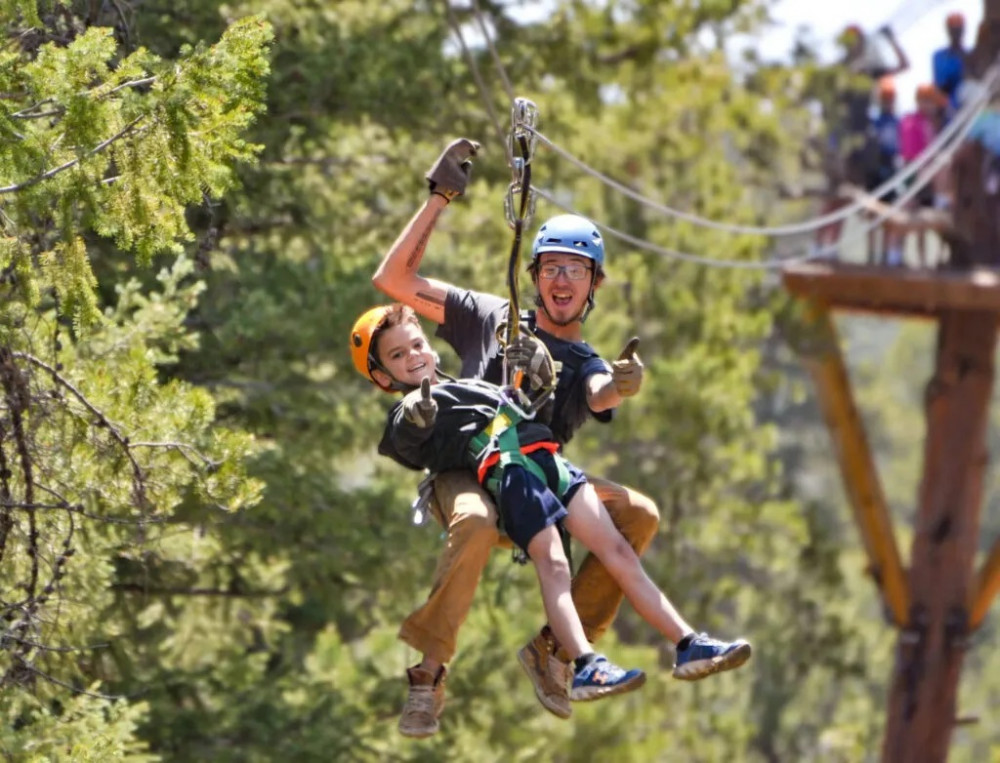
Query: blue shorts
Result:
<box><xmin>494</xmin><ymin>450</ymin><xmax>587</xmax><ymax>554</ymax></box>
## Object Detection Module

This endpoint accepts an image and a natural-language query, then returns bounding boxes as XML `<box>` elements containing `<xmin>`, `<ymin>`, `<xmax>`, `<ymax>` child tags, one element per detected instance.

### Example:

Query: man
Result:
<box><xmin>933</xmin><ymin>13</ymin><xmax>968</xmax><ymax>112</ymax></box>
<box><xmin>816</xmin><ymin>24</ymin><xmax>909</xmax><ymax>256</ymax></box>
<box><xmin>372</xmin><ymin>139</ymin><xmax>749</xmax><ymax>737</ymax></box>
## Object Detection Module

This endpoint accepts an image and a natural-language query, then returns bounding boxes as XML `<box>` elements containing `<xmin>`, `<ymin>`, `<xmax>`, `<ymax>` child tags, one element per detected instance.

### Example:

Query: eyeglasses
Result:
<box><xmin>537</xmin><ymin>263</ymin><xmax>593</xmax><ymax>281</ymax></box>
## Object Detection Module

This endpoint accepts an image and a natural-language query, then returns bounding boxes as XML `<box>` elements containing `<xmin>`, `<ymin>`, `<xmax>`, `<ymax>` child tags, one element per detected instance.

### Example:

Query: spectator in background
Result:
<box><xmin>815</xmin><ymin>24</ymin><xmax>909</xmax><ymax>258</ymax></box>
<box><xmin>867</xmin><ymin>77</ymin><xmax>902</xmax><ymax>264</ymax></box>
<box><xmin>933</xmin><ymin>13</ymin><xmax>969</xmax><ymax>112</ymax></box>
<box><xmin>896</xmin><ymin>84</ymin><xmax>951</xmax><ymax>266</ymax></box>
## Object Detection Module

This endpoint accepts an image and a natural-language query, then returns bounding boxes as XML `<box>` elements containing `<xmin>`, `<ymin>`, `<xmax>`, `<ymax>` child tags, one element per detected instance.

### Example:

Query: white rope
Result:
<box><xmin>532</xmin><ymin>92</ymin><xmax>981</xmax><ymax>270</ymax></box>
<box><xmin>459</xmin><ymin>0</ymin><xmax>994</xmax><ymax>271</ymax></box>
<box><xmin>526</xmin><ymin>68</ymin><xmax>996</xmax><ymax>239</ymax></box>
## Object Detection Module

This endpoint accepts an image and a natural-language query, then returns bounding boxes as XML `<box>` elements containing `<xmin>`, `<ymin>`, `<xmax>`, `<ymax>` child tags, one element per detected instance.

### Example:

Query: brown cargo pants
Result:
<box><xmin>397</xmin><ymin>469</ymin><xmax>659</xmax><ymax>664</ymax></box>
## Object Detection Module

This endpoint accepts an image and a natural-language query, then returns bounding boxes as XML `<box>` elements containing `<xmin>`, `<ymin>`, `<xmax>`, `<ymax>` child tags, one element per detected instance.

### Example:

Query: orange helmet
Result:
<box><xmin>349</xmin><ymin>305</ymin><xmax>394</xmax><ymax>389</ymax></box>
<box><xmin>916</xmin><ymin>83</ymin><xmax>948</xmax><ymax>108</ymax></box>
<box><xmin>878</xmin><ymin>76</ymin><xmax>896</xmax><ymax>97</ymax></box>
<box><xmin>946</xmin><ymin>12</ymin><xmax>964</xmax><ymax>29</ymax></box>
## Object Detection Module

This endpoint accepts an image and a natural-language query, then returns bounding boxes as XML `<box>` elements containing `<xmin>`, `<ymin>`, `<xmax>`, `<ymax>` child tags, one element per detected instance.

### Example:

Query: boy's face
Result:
<box><xmin>373</xmin><ymin>322</ymin><xmax>437</xmax><ymax>389</ymax></box>
<box><xmin>534</xmin><ymin>252</ymin><xmax>596</xmax><ymax>326</ymax></box>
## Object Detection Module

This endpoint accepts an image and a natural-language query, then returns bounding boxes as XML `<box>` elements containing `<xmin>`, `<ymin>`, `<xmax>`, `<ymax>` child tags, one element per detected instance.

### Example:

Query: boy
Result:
<box><xmin>351</xmin><ymin>303</ymin><xmax>752</xmax><ymax>732</ymax></box>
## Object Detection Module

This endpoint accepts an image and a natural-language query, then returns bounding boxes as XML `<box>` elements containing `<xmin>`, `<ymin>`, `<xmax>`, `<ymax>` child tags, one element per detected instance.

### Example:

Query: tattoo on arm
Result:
<box><xmin>406</xmin><ymin>208</ymin><xmax>442</xmax><ymax>269</ymax></box>
<box><xmin>416</xmin><ymin>290</ymin><xmax>445</xmax><ymax>308</ymax></box>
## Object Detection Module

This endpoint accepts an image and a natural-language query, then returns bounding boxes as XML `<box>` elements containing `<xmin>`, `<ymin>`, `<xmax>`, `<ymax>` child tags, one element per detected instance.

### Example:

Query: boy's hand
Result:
<box><xmin>611</xmin><ymin>336</ymin><xmax>643</xmax><ymax>398</ymax></box>
<box><xmin>426</xmin><ymin>138</ymin><xmax>479</xmax><ymax>202</ymax></box>
<box><xmin>403</xmin><ymin>377</ymin><xmax>438</xmax><ymax>428</ymax></box>
<box><xmin>506</xmin><ymin>333</ymin><xmax>554</xmax><ymax>391</ymax></box>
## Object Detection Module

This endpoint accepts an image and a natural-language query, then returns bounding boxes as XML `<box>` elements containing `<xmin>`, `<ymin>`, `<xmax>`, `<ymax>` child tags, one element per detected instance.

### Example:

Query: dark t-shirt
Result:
<box><xmin>435</xmin><ymin>287</ymin><xmax>613</xmax><ymax>446</ymax></box>
<box><xmin>377</xmin><ymin>379</ymin><xmax>553</xmax><ymax>473</ymax></box>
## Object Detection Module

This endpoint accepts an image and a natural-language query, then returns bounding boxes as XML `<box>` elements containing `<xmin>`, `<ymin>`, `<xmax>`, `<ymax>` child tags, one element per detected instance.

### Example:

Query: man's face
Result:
<box><xmin>534</xmin><ymin>252</ymin><xmax>595</xmax><ymax>325</ymax></box>
<box><xmin>374</xmin><ymin>322</ymin><xmax>436</xmax><ymax>388</ymax></box>
<box><xmin>948</xmin><ymin>24</ymin><xmax>964</xmax><ymax>46</ymax></box>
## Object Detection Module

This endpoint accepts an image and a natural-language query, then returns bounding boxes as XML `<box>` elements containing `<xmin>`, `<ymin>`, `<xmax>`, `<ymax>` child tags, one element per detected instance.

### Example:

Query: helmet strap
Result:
<box><xmin>369</xmin><ymin>357</ymin><xmax>418</xmax><ymax>393</ymax></box>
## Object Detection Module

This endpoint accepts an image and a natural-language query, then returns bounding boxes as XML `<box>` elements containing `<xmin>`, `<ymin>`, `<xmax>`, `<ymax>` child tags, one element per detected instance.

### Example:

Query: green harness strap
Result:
<box><xmin>470</xmin><ymin>402</ymin><xmax>573</xmax><ymax>565</ymax></box>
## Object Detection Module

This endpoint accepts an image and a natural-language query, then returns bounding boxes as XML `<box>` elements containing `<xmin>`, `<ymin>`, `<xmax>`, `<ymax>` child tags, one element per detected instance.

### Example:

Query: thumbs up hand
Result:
<box><xmin>403</xmin><ymin>377</ymin><xmax>438</xmax><ymax>428</ymax></box>
<box><xmin>611</xmin><ymin>336</ymin><xmax>643</xmax><ymax>398</ymax></box>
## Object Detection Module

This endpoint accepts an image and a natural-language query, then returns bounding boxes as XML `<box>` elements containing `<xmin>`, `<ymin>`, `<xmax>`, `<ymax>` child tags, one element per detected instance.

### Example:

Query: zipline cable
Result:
<box><xmin>524</xmin><ymin>72</ymin><xmax>994</xmax><ymax>238</ymax></box>
<box><xmin>531</xmin><ymin>91</ymin><xmax>982</xmax><ymax>270</ymax></box>
<box><xmin>462</xmin><ymin>0</ymin><xmax>996</xmax><ymax>240</ymax></box>
<box><xmin>443</xmin><ymin>0</ymin><xmax>515</xmax><ymax>177</ymax></box>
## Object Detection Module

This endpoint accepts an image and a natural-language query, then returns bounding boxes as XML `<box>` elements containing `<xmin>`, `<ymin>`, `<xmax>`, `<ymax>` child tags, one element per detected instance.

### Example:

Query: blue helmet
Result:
<box><xmin>530</xmin><ymin>214</ymin><xmax>605</xmax><ymax>270</ymax></box>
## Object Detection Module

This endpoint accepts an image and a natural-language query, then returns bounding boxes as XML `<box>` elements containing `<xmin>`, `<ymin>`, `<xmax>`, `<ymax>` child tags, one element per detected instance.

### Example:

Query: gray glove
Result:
<box><xmin>402</xmin><ymin>377</ymin><xmax>438</xmax><ymax>428</ymax></box>
<box><xmin>425</xmin><ymin>138</ymin><xmax>480</xmax><ymax>201</ymax></box>
<box><xmin>611</xmin><ymin>336</ymin><xmax>643</xmax><ymax>398</ymax></box>
<box><xmin>506</xmin><ymin>333</ymin><xmax>554</xmax><ymax>391</ymax></box>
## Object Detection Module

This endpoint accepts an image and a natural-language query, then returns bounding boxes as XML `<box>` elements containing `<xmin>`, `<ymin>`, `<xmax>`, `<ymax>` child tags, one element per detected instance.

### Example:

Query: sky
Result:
<box><xmin>508</xmin><ymin>0</ymin><xmax>984</xmax><ymax>113</ymax></box>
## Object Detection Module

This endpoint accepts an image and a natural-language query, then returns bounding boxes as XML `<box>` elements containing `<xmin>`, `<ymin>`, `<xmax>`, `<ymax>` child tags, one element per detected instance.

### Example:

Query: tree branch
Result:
<box><xmin>12</xmin><ymin>351</ymin><xmax>149</xmax><ymax>511</ymax></box>
<box><xmin>0</xmin><ymin>116</ymin><xmax>145</xmax><ymax>195</ymax></box>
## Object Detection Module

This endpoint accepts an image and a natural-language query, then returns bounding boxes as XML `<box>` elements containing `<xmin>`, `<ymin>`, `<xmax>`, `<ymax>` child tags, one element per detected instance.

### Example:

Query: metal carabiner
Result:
<box><xmin>504</xmin><ymin>182</ymin><xmax>537</xmax><ymax>230</ymax></box>
<box><xmin>510</xmin><ymin>97</ymin><xmax>539</xmax><ymax>159</ymax></box>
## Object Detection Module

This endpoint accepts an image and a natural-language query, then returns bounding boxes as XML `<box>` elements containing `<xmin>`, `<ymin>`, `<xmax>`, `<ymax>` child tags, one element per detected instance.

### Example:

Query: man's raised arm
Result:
<box><xmin>372</xmin><ymin>139</ymin><xmax>479</xmax><ymax>325</ymax></box>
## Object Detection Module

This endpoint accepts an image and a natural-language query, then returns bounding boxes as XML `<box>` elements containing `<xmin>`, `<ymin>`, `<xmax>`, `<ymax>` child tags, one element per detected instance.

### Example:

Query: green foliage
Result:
<box><xmin>0</xmin><ymin>9</ymin><xmax>273</xmax><ymax>324</ymax></box>
<box><xmin>8</xmin><ymin>0</ymin><xmax>995</xmax><ymax>760</ymax></box>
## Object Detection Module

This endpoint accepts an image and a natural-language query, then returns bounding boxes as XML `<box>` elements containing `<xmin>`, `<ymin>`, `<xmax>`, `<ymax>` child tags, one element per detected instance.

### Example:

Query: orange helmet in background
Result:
<box><xmin>350</xmin><ymin>305</ymin><xmax>394</xmax><ymax>389</ymax></box>
<box><xmin>878</xmin><ymin>76</ymin><xmax>897</xmax><ymax>97</ymax></box>
<box><xmin>946</xmin><ymin>12</ymin><xmax>965</xmax><ymax>29</ymax></box>
<box><xmin>916</xmin><ymin>83</ymin><xmax>949</xmax><ymax>108</ymax></box>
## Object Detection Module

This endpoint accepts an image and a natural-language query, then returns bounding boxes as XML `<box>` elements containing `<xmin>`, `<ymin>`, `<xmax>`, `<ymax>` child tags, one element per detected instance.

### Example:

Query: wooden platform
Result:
<box><xmin>782</xmin><ymin>262</ymin><xmax>1000</xmax><ymax>319</ymax></box>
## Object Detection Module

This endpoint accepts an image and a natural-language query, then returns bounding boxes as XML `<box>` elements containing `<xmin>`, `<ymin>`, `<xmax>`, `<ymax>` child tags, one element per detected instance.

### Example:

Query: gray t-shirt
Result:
<box><xmin>435</xmin><ymin>287</ymin><xmax>613</xmax><ymax>446</ymax></box>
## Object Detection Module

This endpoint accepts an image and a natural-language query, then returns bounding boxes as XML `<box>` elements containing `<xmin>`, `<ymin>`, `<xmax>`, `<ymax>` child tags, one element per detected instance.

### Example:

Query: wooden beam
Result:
<box><xmin>970</xmin><ymin>536</ymin><xmax>1000</xmax><ymax>629</ymax></box>
<box><xmin>882</xmin><ymin>310</ymin><xmax>999</xmax><ymax>763</ymax></box>
<box><xmin>782</xmin><ymin>263</ymin><xmax>1000</xmax><ymax>319</ymax></box>
<box><xmin>795</xmin><ymin>300</ymin><xmax>910</xmax><ymax>626</ymax></box>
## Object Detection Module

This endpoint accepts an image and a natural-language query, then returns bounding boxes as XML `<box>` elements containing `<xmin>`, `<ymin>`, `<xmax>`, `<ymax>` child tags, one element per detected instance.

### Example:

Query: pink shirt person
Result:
<box><xmin>900</xmin><ymin>84</ymin><xmax>948</xmax><ymax>161</ymax></box>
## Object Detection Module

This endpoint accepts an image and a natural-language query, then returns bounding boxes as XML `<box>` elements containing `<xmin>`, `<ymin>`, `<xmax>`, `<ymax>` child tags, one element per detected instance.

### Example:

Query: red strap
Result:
<box><xmin>477</xmin><ymin>440</ymin><xmax>559</xmax><ymax>485</ymax></box>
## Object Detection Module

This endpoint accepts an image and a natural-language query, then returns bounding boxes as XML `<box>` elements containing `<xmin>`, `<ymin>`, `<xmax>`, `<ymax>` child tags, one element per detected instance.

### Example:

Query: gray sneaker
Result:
<box><xmin>398</xmin><ymin>665</ymin><xmax>446</xmax><ymax>738</ymax></box>
<box><xmin>517</xmin><ymin>627</ymin><xmax>572</xmax><ymax>719</ymax></box>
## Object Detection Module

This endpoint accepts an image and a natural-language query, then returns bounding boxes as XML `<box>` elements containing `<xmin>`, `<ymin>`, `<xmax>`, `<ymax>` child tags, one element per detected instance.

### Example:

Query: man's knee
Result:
<box><xmin>628</xmin><ymin>490</ymin><xmax>660</xmax><ymax>545</ymax></box>
<box><xmin>592</xmin><ymin>477</ymin><xmax>660</xmax><ymax>553</ymax></box>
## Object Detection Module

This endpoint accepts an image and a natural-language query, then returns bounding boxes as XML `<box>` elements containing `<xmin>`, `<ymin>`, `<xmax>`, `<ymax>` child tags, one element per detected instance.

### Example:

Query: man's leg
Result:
<box><xmin>397</xmin><ymin>470</ymin><xmax>499</xmax><ymax>737</ymax></box>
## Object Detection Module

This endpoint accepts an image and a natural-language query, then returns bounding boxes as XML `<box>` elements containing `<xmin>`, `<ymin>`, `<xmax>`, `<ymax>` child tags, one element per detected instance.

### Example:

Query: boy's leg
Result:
<box><xmin>397</xmin><ymin>470</ymin><xmax>499</xmax><ymax>737</ymax></box>
<box><xmin>571</xmin><ymin>476</ymin><xmax>660</xmax><ymax>645</ymax></box>
<box><xmin>562</xmin><ymin>484</ymin><xmax>692</xmax><ymax>644</ymax></box>
<box><xmin>563</xmin><ymin>484</ymin><xmax>752</xmax><ymax>681</ymax></box>
<box><xmin>519</xmin><ymin>475</ymin><xmax>657</xmax><ymax>710</ymax></box>
<box><xmin>501</xmin><ymin>462</ymin><xmax>644</xmax><ymax>710</ymax></box>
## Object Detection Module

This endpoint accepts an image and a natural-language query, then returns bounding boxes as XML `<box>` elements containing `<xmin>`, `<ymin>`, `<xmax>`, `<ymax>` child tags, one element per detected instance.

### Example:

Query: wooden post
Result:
<box><xmin>881</xmin><ymin>311</ymin><xmax>999</xmax><ymax>763</ymax></box>
<box><xmin>970</xmin><ymin>536</ymin><xmax>1000</xmax><ymax>628</ymax></box>
<box><xmin>799</xmin><ymin>301</ymin><xmax>910</xmax><ymax>626</ymax></box>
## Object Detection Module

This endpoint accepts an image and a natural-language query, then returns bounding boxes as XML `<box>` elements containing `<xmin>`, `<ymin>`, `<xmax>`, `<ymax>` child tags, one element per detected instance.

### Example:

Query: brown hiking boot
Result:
<box><xmin>517</xmin><ymin>627</ymin><xmax>572</xmax><ymax>719</ymax></box>
<box><xmin>398</xmin><ymin>664</ymin><xmax>447</xmax><ymax>738</ymax></box>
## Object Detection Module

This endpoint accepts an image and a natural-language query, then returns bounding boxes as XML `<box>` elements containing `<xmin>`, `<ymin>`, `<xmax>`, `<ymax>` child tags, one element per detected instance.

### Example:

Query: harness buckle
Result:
<box><xmin>410</xmin><ymin>471</ymin><xmax>436</xmax><ymax>526</ymax></box>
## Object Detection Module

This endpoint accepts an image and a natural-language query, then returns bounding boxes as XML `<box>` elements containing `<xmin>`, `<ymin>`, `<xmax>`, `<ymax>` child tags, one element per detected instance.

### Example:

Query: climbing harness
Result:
<box><xmin>467</xmin><ymin>387</ymin><xmax>573</xmax><ymax>566</ymax></box>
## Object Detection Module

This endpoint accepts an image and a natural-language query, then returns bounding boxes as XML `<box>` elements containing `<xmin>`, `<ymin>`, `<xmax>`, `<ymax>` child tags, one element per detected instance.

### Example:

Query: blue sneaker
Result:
<box><xmin>673</xmin><ymin>633</ymin><xmax>752</xmax><ymax>681</ymax></box>
<box><xmin>569</xmin><ymin>654</ymin><xmax>646</xmax><ymax>702</ymax></box>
